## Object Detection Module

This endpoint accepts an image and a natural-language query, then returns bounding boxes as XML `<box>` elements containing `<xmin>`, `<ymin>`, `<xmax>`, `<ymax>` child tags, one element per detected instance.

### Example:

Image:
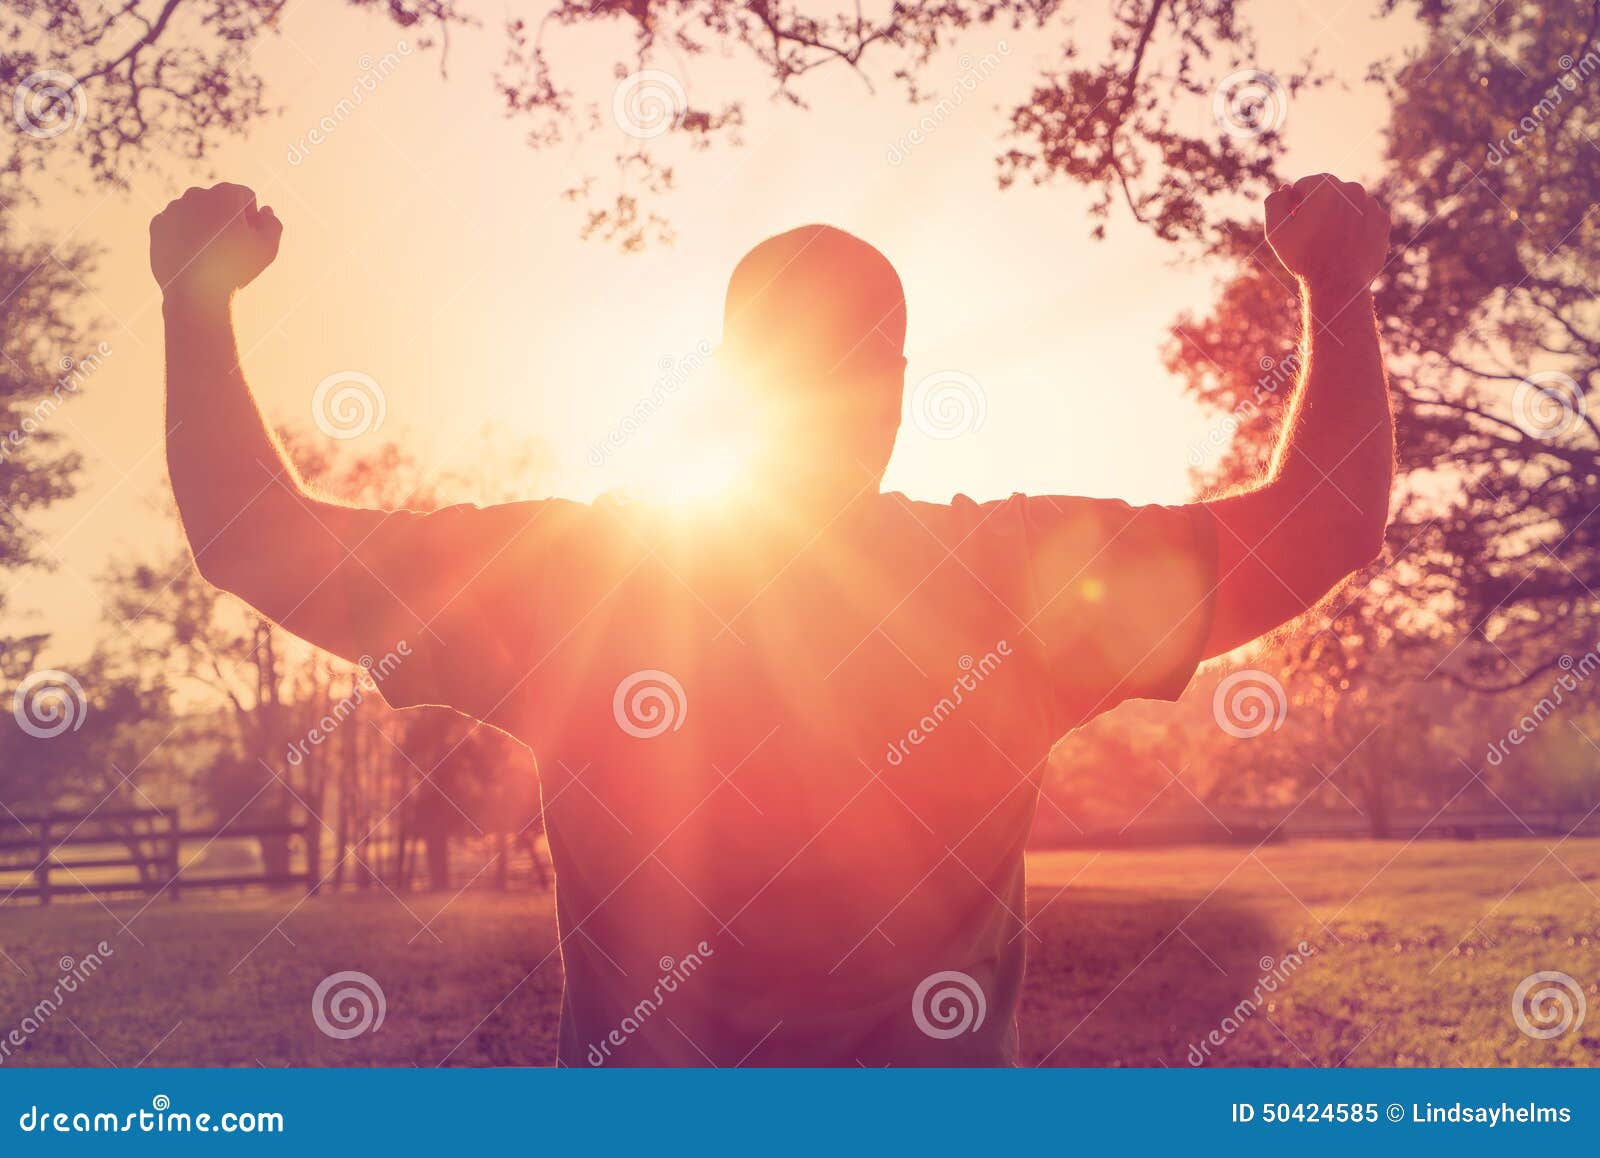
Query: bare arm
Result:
<box><xmin>1199</xmin><ymin>174</ymin><xmax>1395</xmax><ymax>657</ymax></box>
<box><xmin>154</xmin><ymin>183</ymin><xmax>389</xmax><ymax>662</ymax></box>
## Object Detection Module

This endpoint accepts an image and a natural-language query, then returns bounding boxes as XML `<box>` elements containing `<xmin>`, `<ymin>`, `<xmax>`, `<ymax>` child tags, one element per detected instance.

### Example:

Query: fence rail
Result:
<box><xmin>0</xmin><ymin>807</ymin><xmax>312</xmax><ymax>904</ymax></box>
<box><xmin>1035</xmin><ymin>807</ymin><xmax>1600</xmax><ymax>849</ymax></box>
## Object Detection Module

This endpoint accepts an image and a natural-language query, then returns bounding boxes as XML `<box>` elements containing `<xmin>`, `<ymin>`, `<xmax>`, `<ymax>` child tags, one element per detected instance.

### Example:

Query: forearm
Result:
<box><xmin>1198</xmin><ymin>172</ymin><xmax>1394</xmax><ymax>657</ymax></box>
<box><xmin>153</xmin><ymin>183</ymin><xmax>401</xmax><ymax>664</ymax></box>
<box><xmin>1201</xmin><ymin>283</ymin><xmax>1393</xmax><ymax>656</ymax></box>
<box><xmin>163</xmin><ymin>292</ymin><xmax>304</xmax><ymax>583</ymax></box>
<box><xmin>1267</xmin><ymin>283</ymin><xmax>1394</xmax><ymax>556</ymax></box>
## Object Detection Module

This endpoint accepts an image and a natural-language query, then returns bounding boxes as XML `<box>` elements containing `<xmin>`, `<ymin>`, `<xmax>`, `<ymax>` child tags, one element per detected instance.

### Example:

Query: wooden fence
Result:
<box><xmin>1031</xmin><ymin>807</ymin><xmax>1600</xmax><ymax>849</ymax></box>
<box><xmin>0</xmin><ymin>807</ymin><xmax>312</xmax><ymax>904</ymax></box>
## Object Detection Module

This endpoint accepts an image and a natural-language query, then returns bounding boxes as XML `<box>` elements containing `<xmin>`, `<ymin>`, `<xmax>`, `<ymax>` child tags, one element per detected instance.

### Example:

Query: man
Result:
<box><xmin>151</xmin><ymin>174</ymin><xmax>1392</xmax><ymax>1065</ymax></box>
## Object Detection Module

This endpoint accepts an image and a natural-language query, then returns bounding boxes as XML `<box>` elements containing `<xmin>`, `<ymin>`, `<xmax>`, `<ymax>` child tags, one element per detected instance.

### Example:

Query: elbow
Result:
<box><xmin>1324</xmin><ymin>511</ymin><xmax>1388</xmax><ymax>588</ymax></box>
<box><xmin>187</xmin><ymin>515</ymin><xmax>273</xmax><ymax>602</ymax></box>
<box><xmin>178</xmin><ymin>489</ymin><xmax>297</xmax><ymax>602</ymax></box>
<box><xmin>1355</xmin><ymin>487</ymin><xmax>1392</xmax><ymax>567</ymax></box>
<box><xmin>192</xmin><ymin>544</ymin><xmax>251</xmax><ymax>598</ymax></box>
<box><xmin>1357</xmin><ymin>523</ymin><xmax>1388</xmax><ymax>568</ymax></box>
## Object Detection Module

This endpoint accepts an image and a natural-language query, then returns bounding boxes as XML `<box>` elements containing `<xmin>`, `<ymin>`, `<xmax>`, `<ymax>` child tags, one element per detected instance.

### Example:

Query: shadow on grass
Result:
<box><xmin>7</xmin><ymin>884</ymin><xmax>1302</xmax><ymax>1067</ymax></box>
<box><xmin>1020</xmin><ymin>886</ymin><xmax>1291</xmax><ymax>1067</ymax></box>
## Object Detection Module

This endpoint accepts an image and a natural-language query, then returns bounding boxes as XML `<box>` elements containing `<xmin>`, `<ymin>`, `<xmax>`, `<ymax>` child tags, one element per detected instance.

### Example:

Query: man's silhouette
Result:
<box><xmin>152</xmin><ymin>175</ymin><xmax>1392</xmax><ymax>1065</ymax></box>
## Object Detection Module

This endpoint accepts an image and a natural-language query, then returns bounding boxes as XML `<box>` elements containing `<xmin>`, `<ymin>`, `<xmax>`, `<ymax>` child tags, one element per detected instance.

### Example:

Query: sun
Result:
<box><xmin>613</xmin><ymin>427</ymin><xmax>754</xmax><ymax>509</ymax></box>
<box><xmin>649</xmin><ymin>448</ymin><xmax>748</xmax><ymax>507</ymax></box>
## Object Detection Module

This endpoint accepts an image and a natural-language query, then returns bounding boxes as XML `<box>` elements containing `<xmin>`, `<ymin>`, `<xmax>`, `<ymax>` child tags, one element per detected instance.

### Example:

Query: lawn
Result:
<box><xmin>1</xmin><ymin>838</ymin><xmax>1596</xmax><ymax>1067</ymax></box>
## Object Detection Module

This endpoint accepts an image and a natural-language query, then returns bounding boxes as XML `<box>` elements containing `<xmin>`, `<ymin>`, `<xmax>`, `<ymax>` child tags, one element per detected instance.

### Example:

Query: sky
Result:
<box><xmin>10</xmin><ymin>0</ymin><xmax>1416</xmax><ymax>664</ymax></box>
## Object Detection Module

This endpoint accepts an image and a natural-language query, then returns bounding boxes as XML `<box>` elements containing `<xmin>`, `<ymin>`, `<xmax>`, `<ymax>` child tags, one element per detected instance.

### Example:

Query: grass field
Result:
<box><xmin>2</xmin><ymin>838</ymin><xmax>1597</xmax><ymax>1067</ymax></box>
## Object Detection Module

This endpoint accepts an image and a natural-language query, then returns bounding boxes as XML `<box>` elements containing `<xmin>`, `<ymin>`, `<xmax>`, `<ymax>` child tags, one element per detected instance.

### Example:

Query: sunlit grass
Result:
<box><xmin>2</xmin><ymin>839</ymin><xmax>1597</xmax><ymax>1067</ymax></box>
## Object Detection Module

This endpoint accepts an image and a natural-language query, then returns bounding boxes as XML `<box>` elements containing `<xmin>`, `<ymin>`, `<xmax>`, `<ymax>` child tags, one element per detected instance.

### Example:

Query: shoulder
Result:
<box><xmin>875</xmin><ymin>490</ymin><xmax>1109</xmax><ymax>541</ymax></box>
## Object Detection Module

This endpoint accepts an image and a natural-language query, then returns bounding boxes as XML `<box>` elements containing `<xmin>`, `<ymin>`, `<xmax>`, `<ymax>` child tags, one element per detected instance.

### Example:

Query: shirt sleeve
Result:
<box><xmin>334</xmin><ymin>498</ymin><xmax>589</xmax><ymax>723</ymax></box>
<box><xmin>1018</xmin><ymin>495</ymin><xmax>1218</xmax><ymax>721</ymax></box>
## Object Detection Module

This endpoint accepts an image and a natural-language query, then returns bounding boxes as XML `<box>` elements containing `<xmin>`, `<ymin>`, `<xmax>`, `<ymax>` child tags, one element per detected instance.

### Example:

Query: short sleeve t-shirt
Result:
<box><xmin>341</xmin><ymin>491</ymin><xmax>1216</xmax><ymax>1066</ymax></box>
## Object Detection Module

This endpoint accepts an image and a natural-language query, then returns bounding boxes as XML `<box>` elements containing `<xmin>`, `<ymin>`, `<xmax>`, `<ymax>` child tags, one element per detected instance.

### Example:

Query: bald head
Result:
<box><xmin>723</xmin><ymin>225</ymin><xmax>906</xmax><ymax>385</ymax></box>
<box><xmin>719</xmin><ymin>226</ymin><xmax>907</xmax><ymax>504</ymax></box>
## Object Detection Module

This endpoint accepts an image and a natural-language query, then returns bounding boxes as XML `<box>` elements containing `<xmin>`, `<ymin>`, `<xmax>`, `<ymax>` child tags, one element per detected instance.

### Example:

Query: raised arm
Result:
<box><xmin>1199</xmin><ymin>174</ymin><xmax>1395</xmax><ymax>658</ymax></box>
<box><xmin>153</xmin><ymin>183</ymin><xmax>388</xmax><ymax>662</ymax></box>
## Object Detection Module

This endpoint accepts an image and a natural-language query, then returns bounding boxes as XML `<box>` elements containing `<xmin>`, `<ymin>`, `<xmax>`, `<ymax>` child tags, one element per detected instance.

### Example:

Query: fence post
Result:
<box><xmin>305</xmin><ymin>817</ymin><xmax>322</xmax><ymax>898</ymax></box>
<box><xmin>167</xmin><ymin>807</ymin><xmax>182</xmax><ymax>903</ymax></box>
<box><xmin>36</xmin><ymin>818</ymin><xmax>51</xmax><ymax>906</ymax></box>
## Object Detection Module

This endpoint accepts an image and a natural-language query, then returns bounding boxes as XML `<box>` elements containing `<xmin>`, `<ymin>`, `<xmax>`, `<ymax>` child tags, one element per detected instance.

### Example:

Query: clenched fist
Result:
<box><xmin>150</xmin><ymin>183</ymin><xmax>282</xmax><ymax>301</ymax></box>
<box><xmin>1265</xmin><ymin>174</ymin><xmax>1390</xmax><ymax>294</ymax></box>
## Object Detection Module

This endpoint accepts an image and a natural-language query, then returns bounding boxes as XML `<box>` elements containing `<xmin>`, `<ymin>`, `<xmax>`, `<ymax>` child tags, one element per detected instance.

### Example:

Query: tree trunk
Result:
<box><xmin>1363</xmin><ymin>770</ymin><xmax>1391</xmax><ymax>839</ymax></box>
<box><xmin>425</xmin><ymin>832</ymin><xmax>451</xmax><ymax>891</ymax></box>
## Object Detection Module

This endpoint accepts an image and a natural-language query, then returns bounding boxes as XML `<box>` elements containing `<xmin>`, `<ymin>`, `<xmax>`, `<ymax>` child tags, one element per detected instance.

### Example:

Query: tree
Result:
<box><xmin>398</xmin><ymin>709</ymin><xmax>541</xmax><ymax>891</ymax></box>
<box><xmin>99</xmin><ymin>549</ymin><xmax>341</xmax><ymax>877</ymax></box>
<box><xmin>0</xmin><ymin>226</ymin><xmax>88</xmax><ymax>648</ymax></box>
<box><xmin>1168</xmin><ymin>1</ymin><xmax>1600</xmax><ymax>693</ymax></box>
<box><xmin>16</xmin><ymin>0</ymin><xmax>1590</xmax><ymax>833</ymax></box>
<box><xmin>5</xmin><ymin>1</ymin><xmax>1312</xmax><ymax>249</ymax></box>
